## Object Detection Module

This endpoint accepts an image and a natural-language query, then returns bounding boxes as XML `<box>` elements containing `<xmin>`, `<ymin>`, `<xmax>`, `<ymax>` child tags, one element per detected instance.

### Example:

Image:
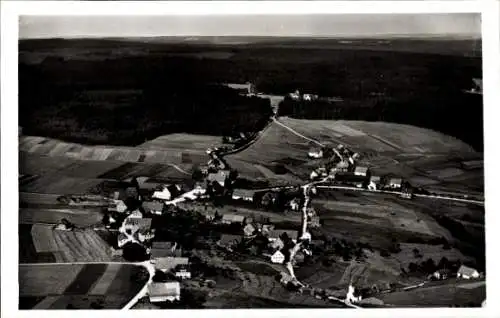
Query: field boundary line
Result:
<box><xmin>272</xmin><ymin>118</ymin><xmax>324</xmax><ymax>147</ymax></box>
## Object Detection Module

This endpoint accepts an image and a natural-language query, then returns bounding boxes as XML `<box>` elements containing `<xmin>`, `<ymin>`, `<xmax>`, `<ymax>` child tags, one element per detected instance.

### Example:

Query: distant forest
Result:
<box><xmin>19</xmin><ymin>40</ymin><xmax>483</xmax><ymax>150</ymax></box>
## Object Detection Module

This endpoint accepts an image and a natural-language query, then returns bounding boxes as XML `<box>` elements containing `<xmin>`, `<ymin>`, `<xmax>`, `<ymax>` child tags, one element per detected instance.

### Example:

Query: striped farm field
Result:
<box><xmin>27</xmin><ymin>224</ymin><xmax>111</xmax><ymax>263</ymax></box>
<box><xmin>20</xmin><ymin>208</ymin><xmax>103</xmax><ymax>226</ymax></box>
<box><xmin>139</xmin><ymin>133</ymin><xmax>221</xmax><ymax>152</ymax></box>
<box><xmin>19</xmin><ymin>264</ymin><xmax>150</xmax><ymax>309</ymax></box>
<box><xmin>20</xmin><ymin>175</ymin><xmax>104</xmax><ymax>194</ymax></box>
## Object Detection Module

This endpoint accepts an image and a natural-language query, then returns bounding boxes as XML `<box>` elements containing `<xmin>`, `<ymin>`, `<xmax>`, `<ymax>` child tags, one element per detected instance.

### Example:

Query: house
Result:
<box><xmin>354</xmin><ymin>166</ymin><xmax>369</xmax><ymax>177</ymax></box>
<box><xmin>153</xmin><ymin>257</ymin><xmax>190</xmax><ymax>272</ymax></box>
<box><xmin>221</xmin><ymin>214</ymin><xmax>245</xmax><ymax>225</ymax></box>
<box><xmin>270</xmin><ymin>238</ymin><xmax>285</xmax><ymax>250</ymax></box>
<box><xmin>431</xmin><ymin>269</ymin><xmax>451</xmax><ymax>280</ymax></box>
<box><xmin>457</xmin><ymin>265</ymin><xmax>480</xmax><ymax>279</ymax></box>
<box><xmin>110</xmin><ymin>200</ymin><xmax>128</xmax><ymax>213</ymax></box>
<box><xmin>152</xmin><ymin>184</ymin><xmax>182</xmax><ymax>201</ymax></box>
<box><xmin>218</xmin><ymin>234</ymin><xmax>242</xmax><ymax>247</ymax></box>
<box><xmin>308</xmin><ymin>148</ymin><xmax>323</xmax><ymax>159</ymax></box>
<box><xmin>121</xmin><ymin>217</ymin><xmax>152</xmax><ymax>234</ymax></box>
<box><xmin>137</xmin><ymin>229</ymin><xmax>155</xmax><ymax>243</ymax></box>
<box><xmin>117</xmin><ymin>233</ymin><xmax>131</xmax><ymax>248</ymax></box>
<box><xmin>243</xmin><ymin>223</ymin><xmax>257</xmax><ymax>237</ymax></box>
<box><xmin>232</xmin><ymin>189</ymin><xmax>255</xmax><ymax>202</ymax></box>
<box><xmin>142</xmin><ymin>201</ymin><xmax>164</xmax><ymax>215</ymax></box>
<box><xmin>335</xmin><ymin>160</ymin><xmax>350</xmax><ymax>171</ymax></box>
<box><xmin>270</xmin><ymin>250</ymin><xmax>285</xmax><ymax>264</ymax></box>
<box><xmin>174</xmin><ymin>266</ymin><xmax>192</xmax><ymax>280</ymax></box>
<box><xmin>268</xmin><ymin>229</ymin><xmax>298</xmax><ymax>243</ymax></box>
<box><xmin>207</xmin><ymin>170</ymin><xmax>230</xmax><ymax>187</ymax></box>
<box><xmin>127</xmin><ymin>209</ymin><xmax>143</xmax><ymax>219</ymax></box>
<box><xmin>289</xmin><ymin>198</ymin><xmax>300</xmax><ymax>211</ymax></box>
<box><xmin>388</xmin><ymin>178</ymin><xmax>403</xmax><ymax>190</ymax></box>
<box><xmin>150</xmin><ymin>241</ymin><xmax>182</xmax><ymax>258</ymax></box>
<box><xmin>368</xmin><ymin>176</ymin><xmax>381</xmax><ymax>190</ymax></box>
<box><xmin>148</xmin><ymin>282</ymin><xmax>181</xmax><ymax>303</ymax></box>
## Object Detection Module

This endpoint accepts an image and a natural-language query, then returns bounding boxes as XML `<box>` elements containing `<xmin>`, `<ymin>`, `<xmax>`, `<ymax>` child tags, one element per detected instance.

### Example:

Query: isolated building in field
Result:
<box><xmin>270</xmin><ymin>250</ymin><xmax>286</xmax><ymax>264</ymax></box>
<box><xmin>142</xmin><ymin>201</ymin><xmax>164</xmax><ymax>215</ymax></box>
<box><xmin>308</xmin><ymin>148</ymin><xmax>323</xmax><ymax>159</ymax></box>
<box><xmin>148</xmin><ymin>282</ymin><xmax>181</xmax><ymax>303</ymax></box>
<box><xmin>457</xmin><ymin>265</ymin><xmax>480</xmax><ymax>280</ymax></box>
<box><xmin>221</xmin><ymin>214</ymin><xmax>245</xmax><ymax>225</ymax></box>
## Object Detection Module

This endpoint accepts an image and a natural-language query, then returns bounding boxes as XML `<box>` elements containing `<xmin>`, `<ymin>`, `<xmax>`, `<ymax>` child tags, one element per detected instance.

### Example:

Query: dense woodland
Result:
<box><xmin>19</xmin><ymin>39</ymin><xmax>482</xmax><ymax>150</ymax></box>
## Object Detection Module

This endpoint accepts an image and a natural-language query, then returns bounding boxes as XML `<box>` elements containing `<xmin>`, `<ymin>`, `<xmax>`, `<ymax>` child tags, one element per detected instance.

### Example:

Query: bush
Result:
<box><xmin>380</xmin><ymin>250</ymin><xmax>390</xmax><ymax>258</ymax></box>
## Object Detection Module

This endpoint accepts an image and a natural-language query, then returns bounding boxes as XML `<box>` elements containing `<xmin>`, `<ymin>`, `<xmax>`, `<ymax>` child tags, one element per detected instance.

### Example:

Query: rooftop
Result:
<box><xmin>148</xmin><ymin>282</ymin><xmax>180</xmax><ymax>297</ymax></box>
<box><xmin>268</xmin><ymin>229</ymin><xmax>299</xmax><ymax>241</ymax></box>
<box><xmin>142</xmin><ymin>201</ymin><xmax>164</xmax><ymax>212</ymax></box>
<box><xmin>458</xmin><ymin>265</ymin><xmax>478</xmax><ymax>276</ymax></box>
<box><xmin>222</xmin><ymin>214</ymin><xmax>245</xmax><ymax>223</ymax></box>
<box><xmin>123</xmin><ymin>217</ymin><xmax>152</xmax><ymax>230</ymax></box>
<box><xmin>218</xmin><ymin>234</ymin><xmax>243</xmax><ymax>246</ymax></box>
<box><xmin>154</xmin><ymin>257</ymin><xmax>190</xmax><ymax>271</ymax></box>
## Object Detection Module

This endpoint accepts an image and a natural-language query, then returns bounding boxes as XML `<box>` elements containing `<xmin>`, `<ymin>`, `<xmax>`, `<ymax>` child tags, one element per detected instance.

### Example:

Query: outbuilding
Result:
<box><xmin>270</xmin><ymin>250</ymin><xmax>285</xmax><ymax>264</ymax></box>
<box><xmin>457</xmin><ymin>265</ymin><xmax>480</xmax><ymax>279</ymax></box>
<box><xmin>148</xmin><ymin>282</ymin><xmax>181</xmax><ymax>303</ymax></box>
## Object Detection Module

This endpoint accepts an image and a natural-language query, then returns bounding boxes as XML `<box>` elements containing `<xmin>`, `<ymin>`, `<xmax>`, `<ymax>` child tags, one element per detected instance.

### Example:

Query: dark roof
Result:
<box><xmin>151</xmin><ymin>247</ymin><xmax>182</xmax><ymax>258</ymax></box>
<box><xmin>123</xmin><ymin>218</ymin><xmax>152</xmax><ymax>230</ymax></box>
<box><xmin>142</xmin><ymin>201</ymin><xmax>164</xmax><ymax>212</ymax></box>
<box><xmin>268</xmin><ymin>229</ymin><xmax>299</xmax><ymax>241</ymax></box>
<box><xmin>218</xmin><ymin>234</ymin><xmax>242</xmax><ymax>245</ymax></box>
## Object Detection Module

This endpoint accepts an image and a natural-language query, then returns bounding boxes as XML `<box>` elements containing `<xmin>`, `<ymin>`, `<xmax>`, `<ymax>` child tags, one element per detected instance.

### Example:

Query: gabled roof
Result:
<box><xmin>151</xmin><ymin>247</ymin><xmax>182</xmax><ymax>258</ymax></box>
<box><xmin>232</xmin><ymin>188</ymin><xmax>256</xmax><ymax>198</ymax></box>
<box><xmin>142</xmin><ymin>201</ymin><xmax>164</xmax><ymax>212</ymax></box>
<box><xmin>354</xmin><ymin>166</ymin><xmax>369</xmax><ymax>174</ymax></box>
<box><xmin>148</xmin><ymin>282</ymin><xmax>180</xmax><ymax>297</ymax></box>
<box><xmin>218</xmin><ymin>234</ymin><xmax>242</xmax><ymax>245</ymax></box>
<box><xmin>268</xmin><ymin>229</ymin><xmax>299</xmax><ymax>241</ymax></box>
<box><xmin>207</xmin><ymin>170</ymin><xmax>230</xmax><ymax>185</ymax></box>
<box><xmin>222</xmin><ymin>214</ymin><xmax>245</xmax><ymax>223</ymax></box>
<box><xmin>154</xmin><ymin>257</ymin><xmax>190</xmax><ymax>271</ymax></box>
<box><xmin>123</xmin><ymin>217</ymin><xmax>152</xmax><ymax>230</ymax></box>
<box><xmin>458</xmin><ymin>265</ymin><xmax>478</xmax><ymax>276</ymax></box>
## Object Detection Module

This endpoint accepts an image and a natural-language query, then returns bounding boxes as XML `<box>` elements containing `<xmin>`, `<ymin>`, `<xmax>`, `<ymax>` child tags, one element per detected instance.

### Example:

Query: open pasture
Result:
<box><xmin>20</xmin><ymin>175</ymin><xmax>103</xmax><ymax>194</ymax></box>
<box><xmin>139</xmin><ymin>133</ymin><xmax>221</xmax><ymax>152</ymax></box>
<box><xmin>379</xmin><ymin>280</ymin><xmax>485</xmax><ymax>307</ymax></box>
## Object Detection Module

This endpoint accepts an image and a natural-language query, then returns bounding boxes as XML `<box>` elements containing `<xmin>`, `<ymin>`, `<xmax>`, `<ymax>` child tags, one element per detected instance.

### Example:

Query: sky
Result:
<box><xmin>19</xmin><ymin>14</ymin><xmax>481</xmax><ymax>39</ymax></box>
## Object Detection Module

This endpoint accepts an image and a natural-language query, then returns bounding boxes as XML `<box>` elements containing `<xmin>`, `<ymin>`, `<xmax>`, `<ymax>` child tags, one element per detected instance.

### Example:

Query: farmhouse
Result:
<box><xmin>457</xmin><ymin>265</ymin><xmax>480</xmax><ymax>280</ymax></box>
<box><xmin>221</xmin><ymin>214</ymin><xmax>245</xmax><ymax>225</ymax></box>
<box><xmin>218</xmin><ymin>234</ymin><xmax>242</xmax><ymax>248</ymax></box>
<box><xmin>207</xmin><ymin>170</ymin><xmax>230</xmax><ymax>187</ymax></box>
<box><xmin>150</xmin><ymin>241</ymin><xmax>182</xmax><ymax>258</ymax></box>
<box><xmin>142</xmin><ymin>201</ymin><xmax>164</xmax><ymax>215</ymax></box>
<box><xmin>152</xmin><ymin>184</ymin><xmax>182</xmax><ymax>201</ymax></box>
<box><xmin>153</xmin><ymin>257</ymin><xmax>190</xmax><ymax>272</ymax></box>
<box><xmin>388</xmin><ymin>178</ymin><xmax>403</xmax><ymax>190</ymax></box>
<box><xmin>243</xmin><ymin>223</ymin><xmax>257</xmax><ymax>237</ymax></box>
<box><xmin>148</xmin><ymin>282</ymin><xmax>181</xmax><ymax>303</ymax></box>
<box><xmin>232</xmin><ymin>188</ymin><xmax>255</xmax><ymax>202</ymax></box>
<box><xmin>121</xmin><ymin>217</ymin><xmax>152</xmax><ymax>234</ymax></box>
<box><xmin>354</xmin><ymin>166</ymin><xmax>370</xmax><ymax>177</ymax></box>
<box><xmin>308</xmin><ymin>148</ymin><xmax>323</xmax><ymax>159</ymax></box>
<box><xmin>270</xmin><ymin>250</ymin><xmax>285</xmax><ymax>264</ymax></box>
<box><xmin>268</xmin><ymin>229</ymin><xmax>298</xmax><ymax>243</ymax></box>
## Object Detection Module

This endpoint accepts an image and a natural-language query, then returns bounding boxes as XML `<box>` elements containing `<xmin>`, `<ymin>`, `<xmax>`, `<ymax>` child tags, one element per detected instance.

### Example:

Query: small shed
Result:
<box><xmin>270</xmin><ymin>250</ymin><xmax>285</xmax><ymax>264</ymax></box>
<box><xmin>148</xmin><ymin>282</ymin><xmax>181</xmax><ymax>303</ymax></box>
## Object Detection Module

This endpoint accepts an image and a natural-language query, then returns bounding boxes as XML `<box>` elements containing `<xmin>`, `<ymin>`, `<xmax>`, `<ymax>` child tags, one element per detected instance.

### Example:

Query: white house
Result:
<box><xmin>457</xmin><ymin>265</ymin><xmax>480</xmax><ymax>279</ymax></box>
<box><xmin>270</xmin><ymin>250</ymin><xmax>285</xmax><ymax>264</ymax></box>
<box><xmin>310</xmin><ymin>170</ymin><xmax>320</xmax><ymax>180</ymax></box>
<box><xmin>148</xmin><ymin>282</ymin><xmax>181</xmax><ymax>303</ymax></box>
<box><xmin>388</xmin><ymin>178</ymin><xmax>403</xmax><ymax>190</ymax></box>
<box><xmin>232</xmin><ymin>189</ymin><xmax>255</xmax><ymax>202</ymax></box>
<box><xmin>175</xmin><ymin>268</ymin><xmax>192</xmax><ymax>280</ymax></box>
<box><xmin>308</xmin><ymin>148</ymin><xmax>323</xmax><ymax>159</ymax></box>
<box><xmin>354</xmin><ymin>166</ymin><xmax>369</xmax><ymax>177</ymax></box>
